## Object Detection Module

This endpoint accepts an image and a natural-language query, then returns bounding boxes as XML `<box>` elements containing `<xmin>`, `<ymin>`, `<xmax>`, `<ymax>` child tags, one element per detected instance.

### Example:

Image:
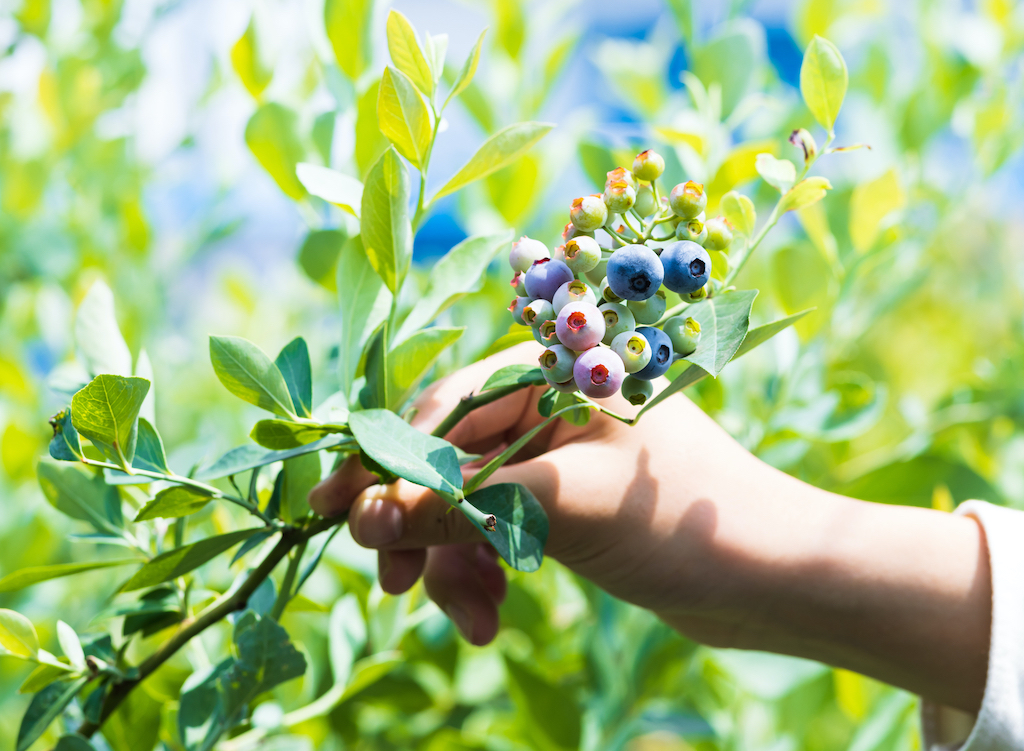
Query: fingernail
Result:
<box><xmin>445</xmin><ymin>603</ymin><xmax>474</xmax><ymax>642</ymax></box>
<box><xmin>355</xmin><ymin>497</ymin><xmax>404</xmax><ymax>547</ymax></box>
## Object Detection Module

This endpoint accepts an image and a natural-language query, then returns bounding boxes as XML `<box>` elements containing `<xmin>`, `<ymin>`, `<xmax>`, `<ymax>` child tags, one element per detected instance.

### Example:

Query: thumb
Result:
<box><xmin>307</xmin><ymin>454</ymin><xmax>376</xmax><ymax>518</ymax></box>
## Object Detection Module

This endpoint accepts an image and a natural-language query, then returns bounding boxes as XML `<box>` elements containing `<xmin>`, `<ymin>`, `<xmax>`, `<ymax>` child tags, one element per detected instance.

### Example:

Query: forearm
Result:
<box><xmin>661</xmin><ymin>464</ymin><xmax>991</xmax><ymax>713</ymax></box>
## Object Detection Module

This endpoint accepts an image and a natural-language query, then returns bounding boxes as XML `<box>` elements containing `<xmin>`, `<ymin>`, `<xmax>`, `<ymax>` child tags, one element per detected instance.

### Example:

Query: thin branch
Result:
<box><xmin>431</xmin><ymin>382</ymin><xmax>535</xmax><ymax>439</ymax></box>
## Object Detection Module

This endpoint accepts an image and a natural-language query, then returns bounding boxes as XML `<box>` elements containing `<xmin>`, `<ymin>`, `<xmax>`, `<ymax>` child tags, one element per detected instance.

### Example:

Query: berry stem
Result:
<box><xmin>572</xmin><ymin>393</ymin><xmax>635</xmax><ymax>425</ymax></box>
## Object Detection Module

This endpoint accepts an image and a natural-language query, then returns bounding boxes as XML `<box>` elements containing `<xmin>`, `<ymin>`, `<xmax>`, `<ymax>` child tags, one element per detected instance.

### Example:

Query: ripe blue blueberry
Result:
<box><xmin>620</xmin><ymin>376</ymin><xmax>654</xmax><ymax>406</ymax></box>
<box><xmin>628</xmin><ymin>288</ymin><xmax>667</xmax><ymax>325</ymax></box>
<box><xmin>563</xmin><ymin>236</ymin><xmax>602</xmax><ymax>275</ymax></box>
<box><xmin>524</xmin><ymin>258</ymin><xmax>575</xmax><ymax>301</ymax></box>
<box><xmin>552</xmin><ymin>280</ymin><xmax>597</xmax><ymax>313</ymax></box>
<box><xmin>606</xmin><ymin>244</ymin><xmax>664</xmax><ymax>301</ymax></box>
<box><xmin>610</xmin><ymin>331</ymin><xmax>653</xmax><ymax>373</ymax></box>
<box><xmin>555</xmin><ymin>301</ymin><xmax>605</xmax><ymax>351</ymax></box>
<box><xmin>573</xmin><ymin>346</ymin><xmax>626</xmax><ymax>399</ymax></box>
<box><xmin>508</xmin><ymin>297</ymin><xmax>532</xmax><ymax>325</ymax></box>
<box><xmin>660</xmin><ymin>241</ymin><xmax>711</xmax><ymax>295</ymax></box>
<box><xmin>522</xmin><ymin>298</ymin><xmax>556</xmax><ymax>328</ymax></box>
<box><xmin>599</xmin><ymin>302</ymin><xmax>635</xmax><ymax>344</ymax></box>
<box><xmin>663</xmin><ymin>315</ymin><xmax>701</xmax><ymax>356</ymax></box>
<box><xmin>509</xmin><ymin>236</ymin><xmax>549</xmax><ymax>274</ymax></box>
<box><xmin>632</xmin><ymin>326</ymin><xmax>674</xmax><ymax>380</ymax></box>
<box><xmin>539</xmin><ymin>344</ymin><xmax>577</xmax><ymax>383</ymax></box>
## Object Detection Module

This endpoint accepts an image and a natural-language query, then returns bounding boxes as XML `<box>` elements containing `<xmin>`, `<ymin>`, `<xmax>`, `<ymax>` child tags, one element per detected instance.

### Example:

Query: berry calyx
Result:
<box><xmin>509</xmin><ymin>297</ymin><xmax>532</xmax><ymax>325</ymax></box>
<box><xmin>562</xmin><ymin>222</ymin><xmax>595</xmax><ymax>243</ymax></box>
<box><xmin>524</xmin><ymin>258</ymin><xmax>575</xmax><ymax>301</ymax></box>
<box><xmin>509</xmin><ymin>236</ymin><xmax>550</xmax><ymax>273</ymax></box>
<box><xmin>668</xmin><ymin>181</ymin><xmax>707</xmax><ymax>220</ymax></box>
<box><xmin>555</xmin><ymin>301</ymin><xmax>605</xmax><ymax>351</ymax></box>
<box><xmin>523</xmin><ymin>298</ymin><xmax>556</xmax><ymax>328</ymax></box>
<box><xmin>539</xmin><ymin>344</ymin><xmax>577</xmax><ymax>383</ymax></box>
<box><xmin>632</xmin><ymin>149</ymin><xmax>665</xmax><ymax>181</ymax></box>
<box><xmin>562</xmin><ymin>236</ymin><xmax>602</xmax><ymax>275</ymax></box>
<box><xmin>552</xmin><ymin>279</ymin><xmax>597</xmax><ymax>313</ymax></box>
<box><xmin>536</xmin><ymin>318</ymin><xmax>560</xmax><ymax>346</ymax></box>
<box><xmin>606</xmin><ymin>167</ymin><xmax>638</xmax><ymax>191</ymax></box>
<box><xmin>573</xmin><ymin>346</ymin><xmax>626</xmax><ymax>399</ymax></box>
<box><xmin>610</xmin><ymin>331</ymin><xmax>653</xmax><ymax>373</ymax></box>
<box><xmin>570</xmin><ymin>195</ymin><xmax>609</xmax><ymax>232</ymax></box>
<box><xmin>660</xmin><ymin>241</ymin><xmax>711</xmax><ymax>294</ymax></box>
<box><xmin>606</xmin><ymin>244</ymin><xmax>665</xmax><ymax>301</ymax></box>
<box><xmin>510</xmin><ymin>272</ymin><xmax>528</xmax><ymax>296</ymax></box>
<box><xmin>632</xmin><ymin>326</ymin><xmax>674</xmax><ymax>380</ymax></box>
<box><xmin>675</xmin><ymin>216</ymin><xmax>708</xmax><ymax>244</ymax></box>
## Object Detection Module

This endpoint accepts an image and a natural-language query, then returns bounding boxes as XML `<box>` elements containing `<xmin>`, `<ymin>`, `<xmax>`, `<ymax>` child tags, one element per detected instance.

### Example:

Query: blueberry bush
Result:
<box><xmin>2</xmin><ymin>1</ymin><xmax>1023</xmax><ymax>750</ymax></box>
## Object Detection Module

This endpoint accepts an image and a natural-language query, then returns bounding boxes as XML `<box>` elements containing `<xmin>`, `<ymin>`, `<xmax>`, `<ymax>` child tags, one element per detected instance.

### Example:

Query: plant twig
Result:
<box><xmin>270</xmin><ymin>540</ymin><xmax>307</xmax><ymax>621</ymax></box>
<box><xmin>431</xmin><ymin>382</ymin><xmax>536</xmax><ymax>439</ymax></box>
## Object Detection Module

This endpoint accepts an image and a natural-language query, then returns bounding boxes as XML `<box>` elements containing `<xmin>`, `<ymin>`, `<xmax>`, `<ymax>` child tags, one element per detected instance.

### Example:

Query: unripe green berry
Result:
<box><xmin>510</xmin><ymin>273</ymin><xmax>528</xmax><ymax>296</ymax></box>
<box><xmin>599</xmin><ymin>302</ymin><xmax>635</xmax><ymax>344</ymax></box>
<box><xmin>535</xmin><ymin>318</ymin><xmax>560</xmax><ymax>346</ymax></box>
<box><xmin>627</xmin><ymin>288</ymin><xmax>667</xmax><ymax>325</ymax></box>
<box><xmin>542</xmin><ymin>369</ymin><xmax>578</xmax><ymax>393</ymax></box>
<box><xmin>703</xmin><ymin>216</ymin><xmax>733</xmax><ymax>251</ymax></box>
<box><xmin>669</xmin><ymin>180</ymin><xmax>707</xmax><ymax>220</ymax></box>
<box><xmin>509</xmin><ymin>297</ymin><xmax>532</xmax><ymax>325</ymax></box>
<box><xmin>563</xmin><ymin>236</ymin><xmax>602</xmax><ymax>275</ymax></box>
<box><xmin>633</xmin><ymin>185</ymin><xmax>657</xmax><ymax>217</ymax></box>
<box><xmin>509</xmin><ymin>236</ymin><xmax>550</xmax><ymax>273</ymax></box>
<box><xmin>562</xmin><ymin>222</ymin><xmax>595</xmax><ymax>244</ymax></box>
<box><xmin>570</xmin><ymin>195</ymin><xmax>608</xmax><ymax>232</ymax></box>
<box><xmin>552</xmin><ymin>279</ymin><xmax>597</xmax><ymax>313</ymax></box>
<box><xmin>585</xmin><ymin>257</ymin><xmax>609</xmax><ymax>287</ymax></box>
<box><xmin>539</xmin><ymin>344</ymin><xmax>577</xmax><ymax>383</ymax></box>
<box><xmin>606</xmin><ymin>167</ymin><xmax>638</xmax><ymax>191</ymax></box>
<box><xmin>684</xmin><ymin>285</ymin><xmax>708</xmax><ymax>303</ymax></box>
<box><xmin>603</xmin><ymin>180</ymin><xmax>636</xmax><ymax>213</ymax></box>
<box><xmin>523</xmin><ymin>298</ymin><xmax>556</xmax><ymax>328</ymax></box>
<box><xmin>663</xmin><ymin>315</ymin><xmax>701</xmax><ymax>356</ymax></box>
<box><xmin>611</xmin><ymin>331</ymin><xmax>653</xmax><ymax>373</ymax></box>
<box><xmin>599</xmin><ymin>276</ymin><xmax>623</xmax><ymax>304</ymax></box>
<box><xmin>620</xmin><ymin>375</ymin><xmax>654</xmax><ymax>406</ymax></box>
<box><xmin>675</xmin><ymin>216</ymin><xmax>708</xmax><ymax>244</ymax></box>
<box><xmin>632</xmin><ymin>149</ymin><xmax>665</xmax><ymax>181</ymax></box>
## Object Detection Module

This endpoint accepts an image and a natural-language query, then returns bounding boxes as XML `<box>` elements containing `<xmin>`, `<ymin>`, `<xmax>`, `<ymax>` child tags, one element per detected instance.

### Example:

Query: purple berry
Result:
<box><xmin>606</xmin><ymin>244</ymin><xmax>664</xmax><ymax>301</ymax></box>
<box><xmin>555</xmin><ymin>301</ymin><xmax>605</xmax><ymax>351</ymax></box>
<box><xmin>524</xmin><ymin>259</ymin><xmax>575</xmax><ymax>302</ymax></box>
<box><xmin>632</xmin><ymin>326</ymin><xmax>674</xmax><ymax>380</ymax></box>
<box><xmin>661</xmin><ymin>241</ymin><xmax>710</xmax><ymax>294</ymax></box>
<box><xmin>573</xmin><ymin>347</ymin><xmax>626</xmax><ymax>399</ymax></box>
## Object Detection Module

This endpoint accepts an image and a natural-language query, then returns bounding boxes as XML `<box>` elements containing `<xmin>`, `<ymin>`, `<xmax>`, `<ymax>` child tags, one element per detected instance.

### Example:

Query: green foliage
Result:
<box><xmin>800</xmin><ymin>35</ymin><xmax>849</xmax><ymax>133</ymax></box>
<box><xmin>209</xmin><ymin>335</ymin><xmax>296</xmax><ymax>418</ymax></box>
<box><xmin>121</xmin><ymin>528</ymin><xmax>263</xmax><ymax>591</ymax></box>
<box><xmin>361</xmin><ymin>148</ymin><xmax>413</xmax><ymax>292</ymax></box>
<box><xmin>70</xmin><ymin>375</ymin><xmax>150</xmax><ymax>469</ymax></box>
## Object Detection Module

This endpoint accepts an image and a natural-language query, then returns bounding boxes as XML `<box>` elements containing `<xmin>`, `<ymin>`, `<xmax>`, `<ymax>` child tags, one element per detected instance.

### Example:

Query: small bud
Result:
<box><xmin>570</xmin><ymin>195</ymin><xmax>609</xmax><ymax>232</ymax></box>
<box><xmin>605</xmin><ymin>167</ymin><xmax>638</xmax><ymax>191</ymax></box>
<box><xmin>599</xmin><ymin>276</ymin><xmax>624</xmax><ymax>304</ymax></box>
<box><xmin>789</xmin><ymin>128</ymin><xmax>818</xmax><ymax>164</ymax></box>
<box><xmin>603</xmin><ymin>180</ymin><xmax>636</xmax><ymax>214</ymax></box>
<box><xmin>668</xmin><ymin>181</ymin><xmax>707</xmax><ymax>220</ymax></box>
<box><xmin>675</xmin><ymin>216</ymin><xmax>708</xmax><ymax>244</ymax></box>
<box><xmin>562</xmin><ymin>236</ymin><xmax>602</xmax><ymax>275</ymax></box>
<box><xmin>539</xmin><ymin>344</ymin><xmax>577</xmax><ymax>383</ymax></box>
<box><xmin>663</xmin><ymin>315</ymin><xmax>702</xmax><ymax>356</ymax></box>
<box><xmin>703</xmin><ymin>216</ymin><xmax>733</xmax><ymax>251</ymax></box>
<box><xmin>611</xmin><ymin>331</ymin><xmax>653</xmax><ymax>373</ymax></box>
<box><xmin>632</xmin><ymin>149</ymin><xmax>665</xmax><ymax>181</ymax></box>
<box><xmin>633</xmin><ymin>185</ymin><xmax>657</xmax><ymax>217</ymax></box>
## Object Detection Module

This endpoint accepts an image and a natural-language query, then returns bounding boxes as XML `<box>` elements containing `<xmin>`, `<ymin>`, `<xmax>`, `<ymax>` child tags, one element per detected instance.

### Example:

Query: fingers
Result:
<box><xmin>378</xmin><ymin>549</ymin><xmax>425</xmax><ymax>595</ymax></box>
<box><xmin>423</xmin><ymin>544</ymin><xmax>506</xmax><ymax>645</ymax></box>
<box><xmin>348</xmin><ymin>481</ymin><xmax>483</xmax><ymax>550</ymax></box>
<box><xmin>307</xmin><ymin>454</ymin><xmax>376</xmax><ymax>518</ymax></box>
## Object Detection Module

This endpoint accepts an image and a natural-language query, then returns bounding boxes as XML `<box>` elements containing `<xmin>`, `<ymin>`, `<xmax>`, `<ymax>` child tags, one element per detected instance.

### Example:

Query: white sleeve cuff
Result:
<box><xmin>922</xmin><ymin>500</ymin><xmax>1024</xmax><ymax>751</ymax></box>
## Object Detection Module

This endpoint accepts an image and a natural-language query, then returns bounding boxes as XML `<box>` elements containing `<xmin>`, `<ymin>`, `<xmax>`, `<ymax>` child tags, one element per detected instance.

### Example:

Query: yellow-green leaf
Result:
<box><xmin>779</xmin><ymin>176</ymin><xmax>833</xmax><ymax>213</ymax></box>
<box><xmin>0</xmin><ymin>609</ymin><xmax>39</xmax><ymax>658</ymax></box>
<box><xmin>386</xmin><ymin>10</ymin><xmax>434</xmax><ymax>97</ymax></box>
<box><xmin>800</xmin><ymin>35</ymin><xmax>848</xmax><ymax>133</ymax></box>
<box><xmin>444</xmin><ymin>29</ymin><xmax>486</xmax><ymax>109</ymax></box>
<box><xmin>360</xmin><ymin>148</ymin><xmax>412</xmax><ymax>293</ymax></box>
<box><xmin>432</xmin><ymin>121</ymin><xmax>554</xmax><ymax>203</ymax></box>
<box><xmin>230</xmin><ymin>15</ymin><xmax>272</xmax><ymax>99</ymax></box>
<box><xmin>719</xmin><ymin>190</ymin><xmax>756</xmax><ymax>236</ymax></box>
<box><xmin>245</xmin><ymin>103</ymin><xmax>307</xmax><ymax>200</ymax></box>
<box><xmin>324</xmin><ymin>0</ymin><xmax>372</xmax><ymax>80</ymax></box>
<box><xmin>71</xmin><ymin>375</ymin><xmax>150</xmax><ymax>469</ymax></box>
<box><xmin>754</xmin><ymin>153</ymin><xmax>797</xmax><ymax>193</ymax></box>
<box><xmin>296</xmin><ymin>164</ymin><xmax>362</xmax><ymax>217</ymax></box>
<box><xmin>849</xmin><ymin>168</ymin><xmax>905</xmax><ymax>252</ymax></box>
<box><xmin>377</xmin><ymin>67</ymin><xmax>433</xmax><ymax>169</ymax></box>
<box><xmin>0</xmin><ymin>560</ymin><xmax>138</xmax><ymax>593</ymax></box>
<box><xmin>134</xmin><ymin>486</ymin><xmax>213</xmax><ymax>522</ymax></box>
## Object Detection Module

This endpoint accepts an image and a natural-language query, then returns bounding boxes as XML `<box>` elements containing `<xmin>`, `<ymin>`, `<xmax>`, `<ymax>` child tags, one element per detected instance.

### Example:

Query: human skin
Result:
<box><xmin>308</xmin><ymin>343</ymin><xmax>992</xmax><ymax>714</ymax></box>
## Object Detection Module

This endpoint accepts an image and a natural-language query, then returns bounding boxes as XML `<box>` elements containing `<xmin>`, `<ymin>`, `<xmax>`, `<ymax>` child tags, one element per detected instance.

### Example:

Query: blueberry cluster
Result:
<box><xmin>508</xmin><ymin>149</ymin><xmax>730</xmax><ymax>406</ymax></box>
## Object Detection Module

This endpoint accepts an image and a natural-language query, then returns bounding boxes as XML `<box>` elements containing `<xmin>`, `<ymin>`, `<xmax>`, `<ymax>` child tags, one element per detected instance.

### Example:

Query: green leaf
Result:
<box><xmin>275</xmin><ymin>337</ymin><xmax>313</xmax><ymax>418</ymax></box>
<box><xmin>755</xmin><ymin>153</ymin><xmax>797</xmax><ymax>193</ymax></box>
<box><xmin>250</xmin><ymin>420</ymin><xmax>345</xmax><ymax>450</ymax></box>
<box><xmin>20</xmin><ymin>663</ymin><xmax>74</xmax><ymax>694</ymax></box>
<box><xmin>682</xmin><ymin>290</ymin><xmax>758</xmax><ymax>376</ymax></box>
<box><xmin>121</xmin><ymin>529</ymin><xmax>263</xmax><ymax>592</ymax></box>
<box><xmin>356</xmin><ymin>79</ymin><xmax>390</xmax><ymax>177</ymax></box>
<box><xmin>245</xmin><ymin>103</ymin><xmax>307</xmax><ymax>200</ymax></box>
<box><xmin>74</xmin><ymin>280</ymin><xmax>133</xmax><ymax>378</ymax></box>
<box><xmin>386</xmin><ymin>10</ymin><xmax>435</xmax><ymax>96</ymax></box>
<box><xmin>424</xmin><ymin>33</ymin><xmax>448</xmax><ymax>86</ymax></box>
<box><xmin>359</xmin><ymin>324</ymin><xmax>390</xmax><ymax>410</ymax></box>
<box><xmin>0</xmin><ymin>609</ymin><xmax>39</xmax><ymax>658</ymax></box>
<box><xmin>377</xmin><ymin>67</ymin><xmax>432</xmax><ymax>169</ymax></box>
<box><xmin>338</xmin><ymin>235</ymin><xmax>393</xmax><ymax>402</ymax></box>
<box><xmin>220</xmin><ymin>612</ymin><xmax>307</xmax><ymax>716</ymax></box>
<box><xmin>463</xmin><ymin>483</ymin><xmax>548</xmax><ymax>572</ymax></box>
<box><xmin>720</xmin><ymin>190</ymin><xmax>756</xmax><ymax>236</ymax></box>
<box><xmin>298</xmin><ymin>229</ymin><xmax>346</xmax><ymax>290</ymax></box>
<box><xmin>347</xmin><ymin>410</ymin><xmax>463</xmax><ymax>497</ymax></box>
<box><xmin>324</xmin><ymin>0</ymin><xmax>372</xmax><ymax>80</ymax></box>
<box><xmin>134</xmin><ymin>486</ymin><xmax>213</xmax><ymax>522</ymax></box>
<box><xmin>733</xmin><ymin>308</ymin><xmax>816</xmax><ymax>359</ymax></box>
<box><xmin>432</xmin><ymin>122</ymin><xmax>554</xmax><ymax>203</ymax></box>
<box><xmin>396</xmin><ymin>231</ymin><xmax>514</xmax><ymax>342</ymax></box>
<box><xmin>481</xmin><ymin>365</ymin><xmax>546</xmax><ymax>392</ymax></box>
<box><xmin>329</xmin><ymin>595</ymin><xmax>366</xmax><ymax>687</ymax></box>
<box><xmin>295</xmin><ymin>164</ymin><xmax>362</xmax><ymax>216</ymax></box>
<box><xmin>848</xmin><ymin>169</ymin><xmax>905</xmax><ymax>252</ymax></box>
<box><xmin>193</xmin><ymin>433</ymin><xmax>352</xmax><ymax>481</ymax></box>
<box><xmin>16</xmin><ymin>677</ymin><xmax>89</xmax><ymax>751</ymax></box>
<box><xmin>209</xmin><ymin>335</ymin><xmax>296</xmax><ymax>418</ymax></box>
<box><xmin>71</xmin><ymin>375</ymin><xmax>150</xmax><ymax>469</ymax></box>
<box><xmin>691</xmin><ymin>26</ymin><xmax>760</xmax><ymax>117</ymax></box>
<box><xmin>230</xmin><ymin>15</ymin><xmax>272</xmax><ymax>98</ymax></box>
<box><xmin>444</xmin><ymin>29</ymin><xmax>485</xmax><ymax>109</ymax></box>
<box><xmin>0</xmin><ymin>559</ymin><xmax>137</xmax><ymax>593</ymax></box>
<box><xmin>504</xmin><ymin>656</ymin><xmax>581</xmax><ymax>749</ymax></box>
<box><xmin>282</xmin><ymin>451</ymin><xmax>320</xmax><ymax>523</ymax></box>
<box><xmin>386</xmin><ymin>327</ymin><xmax>464</xmax><ymax>411</ymax></box>
<box><xmin>56</xmin><ymin>621</ymin><xmax>85</xmax><ymax>671</ymax></box>
<box><xmin>37</xmin><ymin>460</ymin><xmax>121</xmax><ymax>530</ymax></box>
<box><xmin>55</xmin><ymin>735</ymin><xmax>98</xmax><ymax>751</ymax></box>
<box><xmin>779</xmin><ymin>176</ymin><xmax>833</xmax><ymax>213</ymax></box>
<box><xmin>800</xmin><ymin>35</ymin><xmax>848</xmax><ymax>133</ymax></box>
<box><xmin>361</xmin><ymin>148</ymin><xmax>413</xmax><ymax>293</ymax></box>
<box><xmin>48</xmin><ymin>408</ymin><xmax>83</xmax><ymax>462</ymax></box>
<box><xmin>133</xmin><ymin>417</ymin><xmax>170</xmax><ymax>474</ymax></box>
